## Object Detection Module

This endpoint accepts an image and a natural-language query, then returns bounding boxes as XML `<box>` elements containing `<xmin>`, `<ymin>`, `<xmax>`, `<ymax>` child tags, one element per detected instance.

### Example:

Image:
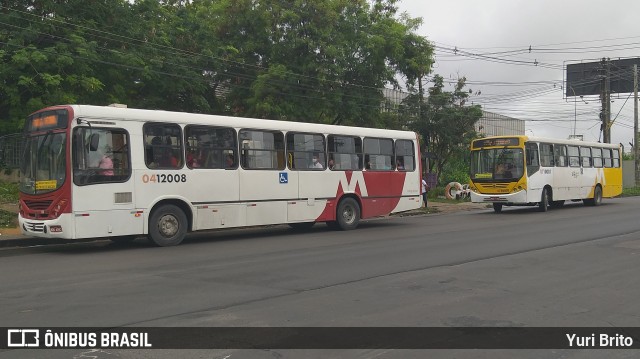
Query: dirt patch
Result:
<box><xmin>428</xmin><ymin>201</ymin><xmax>490</xmax><ymax>214</ymax></box>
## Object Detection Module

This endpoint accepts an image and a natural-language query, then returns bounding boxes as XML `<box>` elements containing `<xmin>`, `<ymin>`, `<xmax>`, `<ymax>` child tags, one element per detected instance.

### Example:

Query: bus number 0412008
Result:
<box><xmin>142</xmin><ymin>173</ymin><xmax>187</xmax><ymax>184</ymax></box>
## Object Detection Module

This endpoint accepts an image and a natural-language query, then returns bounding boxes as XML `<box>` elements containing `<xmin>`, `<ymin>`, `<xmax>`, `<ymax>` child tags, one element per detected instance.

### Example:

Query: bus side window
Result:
<box><xmin>525</xmin><ymin>142</ymin><xmax>539</xmax><ymax>175</ymax></box>
<box><xmin>143</xmin><ymin>123</ymin><xmax>183</xmax><ymax>169</ymax></box>
<box><xmin>72</xmin><ymin>128</ymin><xmax>131</xmax><ymax>186</ymax></box>
<box><xmin>328</xmin><ymin>135</ymin><xmax>363</xmax><ymax>171</ymax></box>
<box><xmin>286</xmin><ymin>132</ymin><xmax>325</xmax><ymax>170</ymax></box>
<box><xmin>554</xmin><ymin>145</ymin><xmax>567</xmax><ymax>167</ymax></box>
<box><xmin>395</xmin><ymin>140</ymin><xmax>415</xmax><ymax>171</ymax></box>
<box><xmin>568</xmin><ymin>146</ymin><xmax>580</xmax><ymax>167</ymax></box>
<box><xmin>603</xmin><ymin>149</ymin><xmax>613</xmax><ymax>168</ymax></box>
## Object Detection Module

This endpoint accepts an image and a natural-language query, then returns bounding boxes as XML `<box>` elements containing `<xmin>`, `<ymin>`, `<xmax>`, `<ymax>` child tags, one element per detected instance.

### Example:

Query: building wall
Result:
<box><xmin>475</xmin><ymin>111</ymin><xmax>525</xmax><ymax>137</ymax></box>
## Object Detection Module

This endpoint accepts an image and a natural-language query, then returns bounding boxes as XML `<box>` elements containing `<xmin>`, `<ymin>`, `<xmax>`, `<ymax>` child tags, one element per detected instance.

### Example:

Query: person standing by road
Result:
<box><xmin>421</xmin><ymin>177</ymin><xmax>429</xmax><ymax>208</ymax></box>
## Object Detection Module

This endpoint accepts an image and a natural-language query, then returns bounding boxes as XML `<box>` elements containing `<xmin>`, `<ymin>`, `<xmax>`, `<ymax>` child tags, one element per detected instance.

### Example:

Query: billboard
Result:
<box><xmin>566</xmin><ymin>57</ymin><xmax>640</xmax><ymax>97</ymax></box>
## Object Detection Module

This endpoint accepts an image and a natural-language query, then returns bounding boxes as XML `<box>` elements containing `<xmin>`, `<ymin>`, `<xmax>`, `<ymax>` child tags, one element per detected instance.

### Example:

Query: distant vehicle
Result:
<box><xmin>469</xmin><ymin>135</ymin><xmax>622</xmax><ymax>213</ymax></box>
<box><xmin>19</xmin><ymin>105</ymin><xmax>422</xmax><ymax>246</ymax></box>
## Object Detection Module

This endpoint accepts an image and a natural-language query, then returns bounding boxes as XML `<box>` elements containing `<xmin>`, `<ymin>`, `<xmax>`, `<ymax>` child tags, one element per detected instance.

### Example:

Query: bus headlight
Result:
<box><xmin>53</xmin><ymin>199</ymin><xmax>68</xmax><ymax>218</ymax></box>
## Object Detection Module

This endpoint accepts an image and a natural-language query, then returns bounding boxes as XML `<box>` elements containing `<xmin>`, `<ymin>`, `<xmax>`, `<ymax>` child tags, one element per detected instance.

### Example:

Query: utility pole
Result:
<box><xmin>601</xmin><ymin>58</ymin><xmax>612</xmax><ymax>143</ymax></box>
<box><xmin>634</xmin><ymin>64</ymin><xmax>639</xmax><ymax>187</ymax></box>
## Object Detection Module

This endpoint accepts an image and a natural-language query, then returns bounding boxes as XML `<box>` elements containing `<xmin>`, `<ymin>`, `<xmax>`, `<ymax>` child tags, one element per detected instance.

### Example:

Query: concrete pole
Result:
<box><xmin>634</xmin><ymin>64</ymin><xmax>639</xmax><ymax>187</ymax></box>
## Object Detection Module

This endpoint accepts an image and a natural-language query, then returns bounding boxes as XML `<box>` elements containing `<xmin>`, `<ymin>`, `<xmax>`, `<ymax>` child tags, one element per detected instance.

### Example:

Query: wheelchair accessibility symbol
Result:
<box><xmin>279</xmin><ymin>172</ymin><xmax>288</xmax><ymax>184</ymax></box>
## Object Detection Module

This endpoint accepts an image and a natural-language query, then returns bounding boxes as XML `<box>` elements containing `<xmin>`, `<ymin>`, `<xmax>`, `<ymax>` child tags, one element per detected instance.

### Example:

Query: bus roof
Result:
<box><xmin>54</xmin><ymin>104</ymin><xmax>417</xmax><ymax>140</ymax></box>
<box><xmin>474</xmin><ymin>135</ymin><xmax>620</xmax><ymax>149</ymax></box>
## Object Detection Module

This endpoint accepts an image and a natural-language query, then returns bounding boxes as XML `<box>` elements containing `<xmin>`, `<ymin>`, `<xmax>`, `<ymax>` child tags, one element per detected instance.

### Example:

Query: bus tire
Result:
<box><xmin>336</xmin><ymin>198</ymin><xmax>360</xmax><ymax>231</ymax></box>
<box><xmin>539</xmin><ymin>188</ymin><xmax>550</xmax><ymax>212</ymax></box>
<box><xmin>288</xmin><ymin>222</ymin><xmax>315</xmax><ymax>230</ymax></box>
<box><xmin>148</xmin><ymin>204</ymin><xmax>188</xmax><ymax>247</ymax></box>
<box><xmin>493</xmin><ymin>203</ymin><xmax>503</xmax><ymax>213</ymax></box>
<box><xmin>584</xmin><ymin>185</ymin><xmax>602</xmax><ymax>206</ymax></box>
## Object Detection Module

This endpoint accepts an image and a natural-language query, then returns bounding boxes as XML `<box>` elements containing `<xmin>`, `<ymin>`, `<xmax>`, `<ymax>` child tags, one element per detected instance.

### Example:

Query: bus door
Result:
<box><xmin>72</xmin><ymin>127</ymin><xmax>141</xmax><ymax>238</ymax></box>
<box><xmin>239</xmin><ymin>131</ymin><xmax>292</xmax><ymax>226</ymax></box>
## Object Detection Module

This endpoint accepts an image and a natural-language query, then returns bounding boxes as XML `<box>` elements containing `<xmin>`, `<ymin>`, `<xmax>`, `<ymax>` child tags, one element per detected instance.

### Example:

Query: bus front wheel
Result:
<box><xmin>539</xmin><ymin>188</ymin><xmax>550</xmax><ymax>212</ymax></box>
<box><xmin>336</xmin><ymin>198</ymin><xmax>360</xmax><ymax>230</ymax></box>
<box><xmin>148</xmin><ymin>204</ymin><xmax>188</xmax><ymax>246</ymax></box>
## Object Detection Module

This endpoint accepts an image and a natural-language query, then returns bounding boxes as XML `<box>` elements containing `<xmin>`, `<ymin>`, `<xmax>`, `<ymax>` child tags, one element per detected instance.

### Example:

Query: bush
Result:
<box><xmin>0</xmin><ymin>209</ymin><xmax>17</xmax><ymax>228</ymax></box>
<box><xmin>0</xmin><ymin>181</ymin><xmax>19</xmax><ymax>203</ymax></box>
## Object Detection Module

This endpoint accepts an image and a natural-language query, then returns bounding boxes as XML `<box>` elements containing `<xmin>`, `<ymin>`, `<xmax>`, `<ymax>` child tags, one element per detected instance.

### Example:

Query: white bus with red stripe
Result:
<box><xmin>19</xmin><ymin>105</ymin><xmax>422</xmax><ymax>246</ymax></box>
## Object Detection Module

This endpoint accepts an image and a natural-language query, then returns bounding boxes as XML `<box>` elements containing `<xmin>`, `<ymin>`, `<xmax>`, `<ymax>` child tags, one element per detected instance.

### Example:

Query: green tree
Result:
<box><xmin>0</xmin><ymin>0</ymin><xmax>111</xmax><ymax>133</ymax></box>
<box><xmin>1</xmin><ymin>0</ymin><xmax>434</xmax><ymax>133</ymax></box>
<box><xmin>408</xmin><ymin>75</ymin><xmax>482</xmax><ymax>182</ymax></box>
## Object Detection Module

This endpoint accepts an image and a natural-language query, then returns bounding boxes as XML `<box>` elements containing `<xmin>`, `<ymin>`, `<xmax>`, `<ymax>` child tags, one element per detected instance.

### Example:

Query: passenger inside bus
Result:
<box><xmin>149</xmin><ymin>136</ymin><xmax>179</xmax><ymax>168</ymax></box>
<box><xmin>495</xmin><ymin>162</ymin><xmax>513</xmax><ymax>178</ymax></box>
<box><xmin>225</xmin><ymin>154</ymin><xmax>235</xmax><ymax>168</ymax></box>
<box><xmin>88</xmin><ymin>134</ymin><xmax>114</xmax><ymax>176</ymax></box>
<box><xmin>186</xmin><ymin>147</ymin><xmax>201</xmax><ymax>168</ymax></box>
<box><xmin>310</xmin><ymin>153</ymin><xmax>323</xmax><ymax>169</ymax></box>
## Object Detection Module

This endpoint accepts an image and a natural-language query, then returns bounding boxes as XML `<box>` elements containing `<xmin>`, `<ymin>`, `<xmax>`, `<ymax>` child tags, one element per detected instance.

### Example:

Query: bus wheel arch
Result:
<box><xmin>335</xmin><ymin>194</ymin><xmax>362</xmax><ymax>231</ymax></box>
<box><xmin>148</xmin><ymin>200</ymin><xmax>192</xmax><ymax>246</ymax></box>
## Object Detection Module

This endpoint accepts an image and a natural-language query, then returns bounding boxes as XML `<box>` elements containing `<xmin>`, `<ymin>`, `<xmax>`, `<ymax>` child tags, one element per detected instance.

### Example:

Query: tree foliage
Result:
<box><xmin>0</xmin><ymin>0</ymin><xmax>434</xmax><ymax>134</ymax></box>
<box><xmin>406</xmin><ymin>75</ymin><xmax>482</xmax><ymax>182</ymax></box>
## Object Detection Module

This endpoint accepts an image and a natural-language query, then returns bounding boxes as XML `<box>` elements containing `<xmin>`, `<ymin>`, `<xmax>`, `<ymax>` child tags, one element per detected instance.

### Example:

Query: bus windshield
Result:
<box><xmin>471</xmin><ymin>148</ymin><xmax>524</xmax><ymax>181</ymax></box>
<box><xmin>20</xmin><ymin>132</ymin><xmax>67</xmax><ymax>194</ymax></box>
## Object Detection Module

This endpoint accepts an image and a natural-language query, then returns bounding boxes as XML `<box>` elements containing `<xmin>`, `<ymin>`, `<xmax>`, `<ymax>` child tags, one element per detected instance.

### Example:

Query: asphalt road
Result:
<box><xmin>1</xmin><ymin>197</ymin><xmax>640</xmax><ymax>359</ymax></box>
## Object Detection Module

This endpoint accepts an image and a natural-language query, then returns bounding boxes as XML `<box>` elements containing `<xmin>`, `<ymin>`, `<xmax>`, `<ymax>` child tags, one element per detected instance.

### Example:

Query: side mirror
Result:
<box><xmin>89</xmin><ymin>133</ymin><xmax>100</xmax><ymax>152</ymax></box>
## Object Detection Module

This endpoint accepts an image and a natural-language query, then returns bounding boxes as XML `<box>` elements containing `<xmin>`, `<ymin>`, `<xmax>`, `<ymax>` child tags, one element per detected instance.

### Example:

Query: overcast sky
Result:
<box><xmin>397</xmin><ymin>0</ymin><xmax>640</xmax><ymax>149</ymax></box>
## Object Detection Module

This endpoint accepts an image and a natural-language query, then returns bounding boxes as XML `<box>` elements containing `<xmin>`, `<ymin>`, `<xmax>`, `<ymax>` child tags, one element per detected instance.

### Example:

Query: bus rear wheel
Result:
<box><xmin>148</xmin><ymin>204</ymin><xmax>188</xmax><ymax>247</ymax></box>
<box><xmin>584</xmin><ymin>185</ymin><xmax>603</xmax><ymax>206</ymax></box>
<box><xmin>336</xmin><ymin>198</ymin><xmax>360</xmax><ymax>230</ymax></box>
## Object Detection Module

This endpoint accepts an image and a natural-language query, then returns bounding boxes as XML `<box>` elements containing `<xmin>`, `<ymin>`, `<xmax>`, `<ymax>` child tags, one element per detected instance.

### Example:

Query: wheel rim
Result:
<box><xmin>342</xmin><ymin>204</ymin><xmax>355</xmax><ymax>225</ymax></box>
<box><xmin>157</xmin><ymin>214</ymin><xmax>179</xmax><ymax>238</ymax></box>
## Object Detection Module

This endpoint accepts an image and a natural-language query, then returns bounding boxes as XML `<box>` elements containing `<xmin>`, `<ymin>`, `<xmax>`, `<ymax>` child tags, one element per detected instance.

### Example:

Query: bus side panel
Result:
<box><xmin>73</xmin><ymin>181</ymin><xmax>142</xmax><ymax>238</ymax></box>
<box><xmin>196</xmin><ymin>204</ymin><xmax>244</xmax><ymax>229</ymax></box>
<box><xmin>580</xmin><ymin>168</ymin><xmax>597</xmax><ymax>199</ymax></box>
<box><xmin>525</xmin><ymin>170</ymin><xmax>551</xmax><ymax>203</ymax></box>
<box><xmin>391</xmin><ymin>170</ymin><xmax>421</xmax><ymax>213</ymax></box>
<box><xmin>172</xmin><ymin>168</ymin><xmax>241</xmax><ymax>231</ymax></box>
<box><xmin>552</xmin><ymin>166</ymin><xmax>574</xmax><ymax>201</ymax></box>
<box><xmin>293</xmin><ymin>171</ymin><xmax>337</xmax><ymax>222</ymax></box>
<box><xmin>240</xmin><ymin>170</ymin><xmax>292</xmax><ymax>226</ymax></box>
<box><xmin>603</xmin><ymin>167</ymin><xmax>623</xmax><ymax>198</ymax></box>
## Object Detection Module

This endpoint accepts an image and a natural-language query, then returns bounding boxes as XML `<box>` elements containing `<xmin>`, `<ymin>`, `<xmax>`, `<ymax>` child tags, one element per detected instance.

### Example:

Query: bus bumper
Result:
<box><xmin>470</xmin><ymin>190</ymin><xmax>528</xmax><ymax>204</ymax></box>
<box><xmin>19</xmin><ymin>213</ymin><xmax>75</xmax><ymax>239</ymax></box>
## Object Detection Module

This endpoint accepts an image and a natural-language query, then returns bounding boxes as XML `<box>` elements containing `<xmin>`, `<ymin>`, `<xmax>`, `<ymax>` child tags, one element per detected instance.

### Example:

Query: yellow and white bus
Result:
<box><xmin>469</xmin><ymin>136</ymin><xmax>622</xmax><ymax>213</ymax></box>
<box><xmin>19</xmin><ymin>105</ymin><xmax>422</xmax><ymax>246</ymax></box>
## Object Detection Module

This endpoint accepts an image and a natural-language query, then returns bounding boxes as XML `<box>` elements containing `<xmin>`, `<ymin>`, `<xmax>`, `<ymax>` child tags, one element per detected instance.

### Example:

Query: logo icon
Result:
<box><xmin>279</xmin><ymin>172</ymin><xmax>288</xmax><ymax>184</ymax></box>
<box><xmin>7</xmin><ymin>329</ymin><xmax>40</xmax><ymax>347</ymax></box>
